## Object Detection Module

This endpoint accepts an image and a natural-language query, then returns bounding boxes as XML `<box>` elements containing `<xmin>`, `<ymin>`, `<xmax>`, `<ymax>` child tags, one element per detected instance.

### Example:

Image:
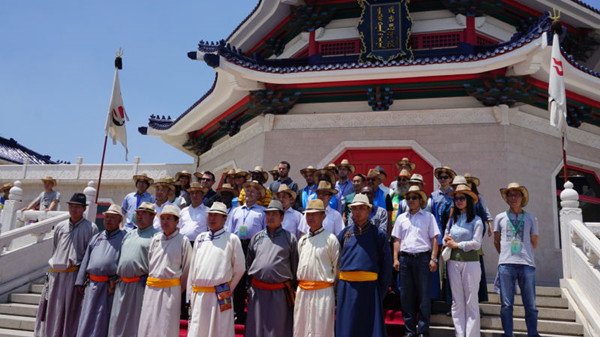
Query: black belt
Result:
<box><xmin>400</xmin><ymin>251</ymin><xmax>431</xmax><ymax>258</ymax></box>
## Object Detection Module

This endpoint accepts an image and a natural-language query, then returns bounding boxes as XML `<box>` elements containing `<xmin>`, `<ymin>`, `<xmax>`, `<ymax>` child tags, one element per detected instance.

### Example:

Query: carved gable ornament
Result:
<box><xmin>357</xmin><ymin>0</ymin><xmax>413</xmax><ymax>63</ymax></box>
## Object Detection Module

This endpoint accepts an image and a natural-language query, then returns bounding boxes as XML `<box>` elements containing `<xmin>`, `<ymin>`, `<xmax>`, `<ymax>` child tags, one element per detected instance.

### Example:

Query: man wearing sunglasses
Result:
<box><xmin>194</xmin><ymin>171</ymin><xmax>221</xmax><ymax>207</ymax></box>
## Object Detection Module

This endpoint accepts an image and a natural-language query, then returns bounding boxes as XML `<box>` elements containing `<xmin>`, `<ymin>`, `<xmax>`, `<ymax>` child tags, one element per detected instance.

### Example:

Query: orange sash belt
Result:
<box><xmin>251</xmin><ymin>278</ymin><xmax>285</xmax><ymax>290</ymax></box>
<box><xmin>49</xmin><ymin>266</ymin><xmax>79</xmax><ymax>273</ymax></box>
<box><xmin>192</xmin><ymin>282</ymin><xmax>231</xmax><ymax>293</ymax></box>
<box><xmin>298</xmin><ymin>280</ymin><xmax>334</xmax><ymax>291</ymax></box>
<box><xmin>120</xmin><ymin>276</ymin><xmax>142</xmax><ymax>283</ymax></box>
<box><xmin>89</xmin><ymin>274</ymin><xmax>109</xmax><ymax>282</ymax></box>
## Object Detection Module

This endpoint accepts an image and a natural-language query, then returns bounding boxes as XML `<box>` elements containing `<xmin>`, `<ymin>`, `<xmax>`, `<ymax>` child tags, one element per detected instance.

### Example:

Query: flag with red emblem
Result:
<box><xmin>548</xmin><ymin>32</ymin><xmax>567</xmax><ymax>147</ymax></box>
<box><xmin>105</xmin><ymin>68</ymin><xmax>129</xmax><ymax>159</ymax></box>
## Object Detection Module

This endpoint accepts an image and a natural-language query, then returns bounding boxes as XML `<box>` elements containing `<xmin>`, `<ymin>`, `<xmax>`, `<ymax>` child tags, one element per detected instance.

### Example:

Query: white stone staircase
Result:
<box><xmin>0</xmin><ymin>280</ymin><xmax>42</xmax><ymax>337</ymax></box>
<box><xmin>430</xmin><ymin>284</ymin><xmax>584</xmax><ymax>336</ymax></box>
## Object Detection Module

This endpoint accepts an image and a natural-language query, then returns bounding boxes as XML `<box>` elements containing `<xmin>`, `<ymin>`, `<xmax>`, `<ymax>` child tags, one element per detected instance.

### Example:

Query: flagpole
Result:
<box><xmin>95</xmin><ymin>135</ymin><xmax>109</xmax><ymax>204</ymax></box>
<box><xmin>562</xmin><ymin>136</ymin><xmax>568</xmax><ymax>184</ymax></box>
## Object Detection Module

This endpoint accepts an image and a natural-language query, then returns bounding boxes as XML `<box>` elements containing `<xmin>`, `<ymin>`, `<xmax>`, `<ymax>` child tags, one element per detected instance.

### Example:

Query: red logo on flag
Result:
<box><xmin>552</xmin><ymin>57</ymin><xmax>564</xmax><ymax>76</ymax></box>
<box><xmin>112</xmin><ymin>106</ymin><xmax>126</xmax><ymax>126</ymax></box>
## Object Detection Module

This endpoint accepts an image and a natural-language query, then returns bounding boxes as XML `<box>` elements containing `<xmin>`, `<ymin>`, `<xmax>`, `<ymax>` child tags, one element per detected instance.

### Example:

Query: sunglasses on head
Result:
<box><xmin>454</xmin><ymin>196</ymin><xmax>467</xmax><ymax>202</ymax></box>
<box><xmin>405</xmin><ymin>195</ymin><xmax>421</xmax><ymax>201</ymax></box>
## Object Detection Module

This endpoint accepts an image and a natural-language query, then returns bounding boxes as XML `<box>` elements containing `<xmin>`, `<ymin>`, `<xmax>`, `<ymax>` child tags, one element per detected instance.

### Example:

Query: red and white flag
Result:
<box><xmin>105</xmin><ymin>69</ymin><xmax>129</xmax><ymax>159</ymax></box>
<box><xmin>548</xmin><ymin>32</ymin><xmax>567</xmax><ymax>148</ymax></box>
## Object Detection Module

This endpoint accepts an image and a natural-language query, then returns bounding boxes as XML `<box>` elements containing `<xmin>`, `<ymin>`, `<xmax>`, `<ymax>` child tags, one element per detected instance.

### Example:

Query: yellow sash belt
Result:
<box><xmin>339</xmin><ymin>271</ymin><xmax>378</xmax><ymax>282</ymax></box>
<box><xmin>298</xmin><ymin>280</ymin><xmax>334</xmax><ymax>290</ymax></box>
<box><xmin>146</xmin><ymin>277</ymin><xmax>180</xmax><ymax>288</ymax></box>
<box><xmin>49</xmin><ymin>266</ymin><xmax>79</xmax><ymax>273</ymax></box>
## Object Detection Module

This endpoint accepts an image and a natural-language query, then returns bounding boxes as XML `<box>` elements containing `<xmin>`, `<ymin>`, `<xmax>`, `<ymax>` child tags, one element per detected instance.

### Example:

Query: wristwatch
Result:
<box><xmin>431</xmin><ymin>258</ymin><xmax>439</xmax><ymax>263</ymax></box>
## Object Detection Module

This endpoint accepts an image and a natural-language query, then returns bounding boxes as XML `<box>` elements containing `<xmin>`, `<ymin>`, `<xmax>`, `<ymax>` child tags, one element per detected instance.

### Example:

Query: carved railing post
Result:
<box><xmin>84</xmin><ymin>181</ymin><xmax>98</xmax><ymax>223</ymax></box>
<box><xmin>0</xmin><ymin>181</ymin><xmax>24</xmax><ymax>233</ymax></box>
<box><xmin>559</xmin><ymin>181</ymin><xmax>582</xmax><ymax>279</ymax></box>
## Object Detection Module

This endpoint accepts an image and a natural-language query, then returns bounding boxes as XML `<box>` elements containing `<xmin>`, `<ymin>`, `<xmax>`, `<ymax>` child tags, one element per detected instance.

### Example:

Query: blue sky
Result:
<box><xmin>1</xmin><ymin>1</ymin><xmax>599</xmax><ymax>165</ymax></box>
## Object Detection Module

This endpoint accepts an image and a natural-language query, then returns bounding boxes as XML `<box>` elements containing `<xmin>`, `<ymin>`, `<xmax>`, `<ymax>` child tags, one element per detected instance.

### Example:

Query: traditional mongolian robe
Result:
<box><xmin>294</xmin><ymin>227</ymin><xmax>339</xmax><ymax>337</ymax></box>
<box><xmin>187</xmin><ymin>228</ymin><xmax>245</xmax><ymax>337</ymax></box>
<box><xmin>245</xmin><ymin>227</ymin><xmax>298</xmax><ymax>337</ymax></box>
<box><xmin>75</xmin><ymin>229</ymin><xmax>126</xmax><ymax>337</ymax></box>
<box><xmin>137</xmin><ymin>230</ymin><xmax>192</xmax><ymax>337</ymax></box>
<box><xmin>34</xmin><ymin>217</ymin><xmax>98</xmax><ymax>337</ymax></box>
<box><xmin>336</xmin><ymin>222</ymin><xmax>392</xmax><ymax>337</ymax></box>
<box><xmin>108</xmin><ymin>225</ymin><xmax>158</xmax><ymax>337</ymax></box>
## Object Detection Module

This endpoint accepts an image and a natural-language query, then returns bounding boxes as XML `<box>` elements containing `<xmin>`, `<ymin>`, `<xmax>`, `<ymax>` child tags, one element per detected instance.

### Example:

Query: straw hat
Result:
<box><xmin>1</xmin><ymin>183</ymin><xmax>13</xmax><ymax>193</ymax></box>
<box><xmin>207</xmin><ymin>202</ymin><xmax>229</xmax><ymax>216</ymax></box>
<box><xmin>242</xmin><ymin>180</ymin><xmax>266</xmax><ymax>198</ymax></box>
<box><xmin>396</xmin><ymin>157</ymin><xmax>416</xmax><ymax>171</ymax></box>
<box><xmin>325</xmin><ymin>163</ymin><xmax>339</xmax><ymax>175</ymax></box>
<box><xmin>434</xmin><ymin>166</ymin><xmax>456</xmax><ymax>179</ymax></box>
<box><xmin>397</xmin><ymin>169</ymin><xmax>411</xmax><ymax>178</ymax></box>
<box><xmin>304</xmin><ymin>199</ymin><xmax>326</xmax><ymax>213</ymax></box>
<box><xmin>193</xmin><ymin>171</ymin><xmax>206</xmax><ymax>179</ymax></box>
<box><xmin>403</xmin><ymin>186</ymin><xmax>428</xmax><ymax>208</ymax></box>
<box><xmin>269</xmin><ymin>166</ymin><xmax>279</xmax><ymax>177</ymax></box>
<box><xmin>133</xmin><ymin>173</ymin><xmax>154</xmax><ymax>185</ymax></box>
<box><xmin>366</xmin><ymin>169</ymin><xmax>385</xmax><ymax>181</ymax></box>
<box><xmin>451</xmin><ymin>175</ymin><xmax>468</xmax><ymax>186</ymax></box>
<box><xmin>103</xmin><ymin>204</ymin><xmax>124</xmax><ymax>217</ymax></box>
<box><xmin>188</xmin><ymin>182</ymin><xmax>208</xmax><ymax>194</ymax></box>
<box><xmin>216</xmin><ymin>183</ymin><xmax>238</xmax><ymax>196</ymax></box>
<box><xmin>159</xmin><ymin>204</ymin><xmax>181</xmax><ymax>219</ymax></box>
<box><xmin>300</xmin><ymin>165</ymin><xmax>317</xmax><ymax>175</ymax></box>
<box><xmin>375</xmin><ymin>166</ymin><xmax>387</xmax><ymax>178</ymax></box>
<box><xmin>277</xmin><ymin>184</ymin><xmax>297</xmax><ymax>200</ymax></box>
<box><xmin>464</xmin><ymin>173</ymin><xmax>480</xmax><ymax>187</ymax></box>
<box><xmin>154</xmin><ymin>176</ymin><xmax>175</xmax><ymax>191</ymax></box>
<box><xmin>175</xmin><ymin>171</ymin><xmax>192</xmax><ymax>181</ymax></box>
<box><xmin>312</xmin><ymin>180</ymin><xmax>338</xmax><ymax>195</ymax></box>
<box><xmin>449</xmin><ymin>184</ymin><xmax>479</xmax><ymax>204</ymax></box>
<box><xmin>136</xmin><ymin>202</ymin><xmax>156</xmax><ymax>214</ymax></box>
<box><xmin>348</xmin><ymin>193</ymin><xmax>372</xmax><ymax>209</ymax></box>
<box><xmin>336</xmin><ymin>159</ymin><xmax>356</xmax><ymax>173</ymax></box>
<box><xmin>313</xmin><ymin>169</ymin><xmax>336</xmax><ymax>186</ymax></box>
<box><xmin>41</xmin><ymin>176</ymin><xmax>57</xmax><ymax>186</ymax></box>
<box><xmin>409</xmin><ymin>174</ymin><xmax>425</xmax><ymax>185</ymax></box>
<box><xmin>500</xmin><ymin>182</ymin><xmax>529</xmax><ymax>207</ymax></box>
<box><xmin>264</xmin><ymin>200</ymin><xmax>284</xmax><ymax>213</ymax></box>
<box><xmin>249</xmin><ymin>166</ymin><xmax>269</xmax><ymax>182</ymax></box>
<box><xmin>232</xmin><ymin>169</ymin><xmax>250</xmax><ymax>179</ymax></box>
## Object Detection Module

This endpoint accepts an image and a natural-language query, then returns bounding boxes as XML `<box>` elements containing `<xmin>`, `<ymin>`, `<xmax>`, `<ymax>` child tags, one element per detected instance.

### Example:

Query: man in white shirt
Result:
<box><xmin>179</xmin><ymin>182</ymin><xmax>209</xmax><ymax>245</ymax></box>
<box><xmin>298</xmin><ymin>181</ymin><xmax>344</xmax><ymax>236</ymax></box>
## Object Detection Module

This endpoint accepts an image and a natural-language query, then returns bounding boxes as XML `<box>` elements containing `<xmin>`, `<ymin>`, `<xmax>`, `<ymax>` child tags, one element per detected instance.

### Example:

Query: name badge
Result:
<box><xmin>510</xmin><ymin>240</ymin><xmax>522</xmax><ymax>254</ymax></box>
<box><xmin>238</xmin><ymin>225</ymin><xmax>247</xmax><ymax>238</ymax></box>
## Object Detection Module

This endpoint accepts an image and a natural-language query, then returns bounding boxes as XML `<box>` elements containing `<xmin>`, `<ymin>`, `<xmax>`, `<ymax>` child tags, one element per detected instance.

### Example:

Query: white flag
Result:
<box><xmin>105</xmin><ymin>70</ymin><xmax>129</xmax><ymax>160</ymax></box>
<box><xmin>548</xmin><ymin>32</ymin><xmax>567</xmax><ymax>148</ymax></box>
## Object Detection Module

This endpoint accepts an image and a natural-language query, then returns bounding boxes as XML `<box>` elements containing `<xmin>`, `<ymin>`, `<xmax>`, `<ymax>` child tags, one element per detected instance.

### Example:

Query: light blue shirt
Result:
<box><xmin>494</xmin><ymin>211</ymin><xmax>538</xmax><ymax>267</ymax></box>
<box><xmin>225</xmin><ymin>203</ymin><xmax>266</xmax><ymax>240</ymax></box>
<box><xmin>121</xmin><ymin>191</ymin><xmax>155</xmax><ymax>231</ymax></box>
<box><xmin>445</xmin><ymin>213</ymin><xmax>483</xmax><ymax>252</ymax></box>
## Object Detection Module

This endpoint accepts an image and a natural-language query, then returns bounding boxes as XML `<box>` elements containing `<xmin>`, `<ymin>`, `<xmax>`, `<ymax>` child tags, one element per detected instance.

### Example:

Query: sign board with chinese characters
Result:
<box><xmin>357</xmin><ymin>0</ymin><xmax>413</xmax><ymax>63</ymax></box>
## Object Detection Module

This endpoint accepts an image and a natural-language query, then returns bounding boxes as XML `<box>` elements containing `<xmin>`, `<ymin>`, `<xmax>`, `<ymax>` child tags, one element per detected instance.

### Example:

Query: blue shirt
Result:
<box><xmin>301</xmin><ymin>184</ymin><xmax>316</xmax><ymax>210</ymax></box>
<box><xmin>225</xmin><ymin>203</ymin><xmax>266</xmax><ymax>240</ymax></box>
<box><xmin>121</xmin><ymin>191</ymin><xmax>155</xmax><ymax>231</ymax></box>
<box><xmin>430</xmin><ymin>187</ymin><xmax>453</xmax><ymax>244</ymax></box>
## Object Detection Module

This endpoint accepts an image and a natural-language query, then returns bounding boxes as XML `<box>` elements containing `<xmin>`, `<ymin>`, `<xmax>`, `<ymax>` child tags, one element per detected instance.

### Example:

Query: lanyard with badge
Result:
<box><xmin>506</xmin><ymin>211</ymin><xmax>525</xmax><ymax>254</ymax></box>
<box><xmin>239</xmin><ymin>207</ymin><xmax>250</xmax><ymax>238</ymax></box>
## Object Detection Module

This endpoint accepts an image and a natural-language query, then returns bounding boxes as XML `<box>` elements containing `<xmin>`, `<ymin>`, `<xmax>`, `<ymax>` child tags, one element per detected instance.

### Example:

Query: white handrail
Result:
<box><xmin>0</xmin><ymin>212</ymin><xmax>69</xmax><ymax>252</ymax></box>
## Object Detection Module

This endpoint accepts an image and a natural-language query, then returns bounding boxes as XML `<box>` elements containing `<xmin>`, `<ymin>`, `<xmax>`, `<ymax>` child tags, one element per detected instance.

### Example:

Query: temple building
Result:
<box><xmin>139</xmin><ymin>0</ymin><xmax>600</xmax><ymax>286</ymax></box>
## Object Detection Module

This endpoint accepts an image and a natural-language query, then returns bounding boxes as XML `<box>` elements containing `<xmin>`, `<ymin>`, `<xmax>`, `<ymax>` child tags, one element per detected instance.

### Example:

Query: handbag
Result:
<box><xmin>441</xmin><ymin>246</ymin><xmax>452</xmax><ymax>262</ymax></box>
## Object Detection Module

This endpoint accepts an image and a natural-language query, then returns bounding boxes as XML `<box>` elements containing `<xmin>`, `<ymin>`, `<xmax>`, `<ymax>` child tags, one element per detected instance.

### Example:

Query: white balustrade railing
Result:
<box><xmin>559</xmin><ymin>181</ymin><xmax>600</xmax><ymax>337</ymax></box>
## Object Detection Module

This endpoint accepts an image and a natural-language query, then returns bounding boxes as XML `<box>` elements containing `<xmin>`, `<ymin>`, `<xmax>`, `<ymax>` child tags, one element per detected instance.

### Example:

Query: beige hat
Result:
<box><xmin>193</xmin><ymin>171</ymin><xmax>206</xmax><ymax>179</ymax></box>
<box><xmin>434</xmin><ymin>166</ymin><xmax>456</xmax><ymax>179</ymax></box>
<box><xmin>304</xmin><ymin>199</ymin><xmax>326</xmax><ymax>213</ymax></box>
<box><xmin>133</xmin><ymin>173</ymin><xmax>154</xmax><ymax>185</ymax></box>
<box><xmin>464</xmin><ymin>173</ymin><xmax>480</xmax><ymax>187</ymax></box>
<box><xmin>277</xmin><ymin>184</ymin><xmax>297</xmax><ymax>200</ymax></box>
<box><xmin>451</xmin><ymin>175</ymin><xmax>468</xmax><ymax>186</ymax></box>
<box><xmin>397</xmin><ymin>169</ymin><xmax>411</xmax><ymax>178</ymax></box>
<box><xmin>264</xmin><ymin>200</ymin><xmax>284</xmax><ymax>213</ymax></box>
<box><xmin>1</xmin><ymin>183</ymin><xmax>13</xmax><ymax>193</ymax></box>
<box><xmin>313</xmin><ymin>169</ymin><xmax>336</xmax><ymax>186</ymax></box>
<box><xmin>231</xmin><ymin>169</ymin><xmax>250</xmax><ymax>179</ymax></box>
<box><xmin>103</xmin><ymin>204</ymin><xmax>124</xmax><ymax>217</ymax></box>
<box><xmin>300</xmin><ymin>165</ymin><xmax>317</xmax><ymax>175</ymax></box>
<box><xmin>136</xmin><ymin>202</ymin><xmax>156</xmax><ymax>214</ymax></box>
<box><xmin>403</xmin><ymin>185</ymin><xmax>428</xmax><ymax>208</ymax></box>
<box><xmin>449</xmin><ymin>184</ymin><xmax>479</xmax><ymax>204</ymax></box>
<box><xmin>409</xmin><ymin>173</ymin><xmax>425</xmax><ymax>185</ymax></box>
<box><xmin>159</xmin><ymin>204</ymin><xmax>181</xmax><ymax>218</ymax></box>
<box><xmin>207</xmin><ymin>202</ymin><xmax>229</xmax><ymax>216</ymax></box>
<box><xmin>175</xmin><ymin>171</ymin><xmax>192</xmax><ymax>181</ymax></box>
<box><xmin>242</xmin><ymin>180</ymin><xmax>266</xmax><ymax>198</ymax></box>
<box><xmin>325</xmin><ymin>163</ymin><xmax>339</xmax><ymax>175</ymax></box>
<box><xmin>154</xmin><ymin>176</ymin><xmax>175</xmax><ymax>191</ymax></box>
<box><xmin>336</xmin><ymin>159</ymin><xmax>356</xmax><ymax>173</ymax></box>
<box><xmin>366</xmin><ymin>169</ymin><xmax>385</xmax><ymax>181</ymax></box>
<box><xmin>312</xmin><ymin>180</ymin><xmax>338</xmax><ymax>195</ymax></box>
<box><xmin>217</xmin><ymin>183</ymin><xmax>238</xmax><ymax>196</ymax></box>
<box><xmin>396</xmin><ymin>157</ymin><xmax>416</xmax><ymax>171</ymax></box>
<box><xmin>189</xmin><ymin>182</ymin><xmax>208</xmax><ymax>194</ymax></box>
<box><xmin>269</xmin><ymin>166</ymin><xmax>279</xmax><ymax>177</ymax></box>
<box><xmin>249</xmin><ymin>166</ymin><xmax>269</xmax><ymax>182</ymax></box>
<box><xmin>41</xmin><ymin>176</ymin><xmax>57</xmax><ymax>186</ymax></box>
<box><xmin>500</xmin><ymin>182</ymin><xmax>529</xmax><ymax>207</ymax></box>
<box><xmin>348</xmin><ymin>193</ymin><xmax>372</xmax><ymax>208</ymax></box>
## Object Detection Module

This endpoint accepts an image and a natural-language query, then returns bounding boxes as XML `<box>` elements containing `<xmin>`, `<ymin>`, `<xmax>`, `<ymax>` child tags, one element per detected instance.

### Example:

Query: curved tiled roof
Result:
<box><xmin>0</xmin><ymin>136</ymin><xmax>61</xmax><ymax>165</ymax></box>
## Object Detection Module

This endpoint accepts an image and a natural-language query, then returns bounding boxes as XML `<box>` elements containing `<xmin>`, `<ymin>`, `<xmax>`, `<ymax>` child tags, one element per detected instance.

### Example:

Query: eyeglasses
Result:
<box><xmin>200</xmin><ymin>178</ymin><xmax>212</xmax><ymax>182</ymax></box>
<box><xmin>438</xmin><ymin>175</ymin><xmax>451</xmax><ymax>180</ymax></box>
<box><xmin>454</xmin><ymin>196</ymin><xmax>467</xmax><ymax>202</ymax></box>
<box><xmin>398</xmin><ymin>178</ymin><xmax>408</xmax><ymax>182</ymax></box>
<box><xmin>366</xmin><ymin>178</ymin><xmax>377</xmax><ymax>182</ymax></box>
<box><xmin>405</xmin><ymin>196</ymin><xmax>421</xmax><ymax>201</ymax></box>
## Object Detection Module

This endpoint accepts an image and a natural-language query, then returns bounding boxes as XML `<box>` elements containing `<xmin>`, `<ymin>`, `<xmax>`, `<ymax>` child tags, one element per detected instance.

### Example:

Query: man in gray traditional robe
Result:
<box><xmin>245</xmin><ymin>200</ymin><xmax>298</xmax><ymax>337</ymax></box>
<box><xmin>75</xmin><ymin>204</ymin><xmax>126</xmax><ymax>337</ymax></box>
<box><xmin>108</xmin><ymin>202</ymin><xmax>158</xmax><ymax>337</ymax></box>
<box><xmin>34</xmin><ymin>193</ymin><xmax>99</xmax><ymax>337</ymax></box>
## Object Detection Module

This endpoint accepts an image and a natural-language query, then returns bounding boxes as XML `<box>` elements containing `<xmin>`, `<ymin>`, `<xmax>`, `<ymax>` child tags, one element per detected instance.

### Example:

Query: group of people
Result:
<box><xmin>29</xmin><ymin>158</ymin><xmax>540</xmax><ymax>337</ymax></box>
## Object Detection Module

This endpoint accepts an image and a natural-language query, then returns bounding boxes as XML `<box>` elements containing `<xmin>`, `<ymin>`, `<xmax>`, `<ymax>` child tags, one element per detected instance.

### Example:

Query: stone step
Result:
<box><xmin>0</xmin><ymin>328</ymin><xmax>33</xmax><ymax>337</ymax></box>
<box><xmin>0</xmin><ymin>314</ymin><xmax>35</xmax><ymax>331</ymax></box>
<box><xmin>479</xmin><ymin>303</ymin><xmax>576</xmax><ymax>321</ymax></box>
<box><xmin>9</xmin><ymin>293</ymin><xmax>41</xmax><ymax>306</ymax></box>
<box><xmin>0</xmin><ymin>303</ymin><xmax>38</xmax><ymax>318</ymax></box>
<box><xmin>486</xmin><ymin>293</ymin><xmax>569</xmax><ymax>308</ymax></box>
<box><xmin>431</xmin><ymin>314</ymin><xmax>583</xmax><ymax>335</ymax></box>
<box><xmin>486</xmin><ymin>284</ymin><xmax>562</xmax><ymax>297</ymax></box>
<box><xmin>29</xmin><ymin>284</ymin><xmax>44</xmax><ymax>294</ymax></box>
<box><xmin>431</xmin><ymin>326</ymin><xmax>583</xmax><ymax>337</ymax></box>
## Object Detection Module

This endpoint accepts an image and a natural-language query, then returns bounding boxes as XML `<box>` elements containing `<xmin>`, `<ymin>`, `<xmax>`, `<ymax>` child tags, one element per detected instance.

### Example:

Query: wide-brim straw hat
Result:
<box><xmin>133</xmin><ymin>173</ymin><xmax>154</xmax><ymax>185</ymax></box>
<box><xmin>348</xmin><ymin>193</ymin><xmax>372</xmax><ymax>208</ymax></box>
<box><xmin>403</xmin><ymin>186</ymin><xmax>428</xmax><ymax>208</ymax></box>
<box><xmin>189</xmin><ymin>182</ymin><xmax>209</xmax><ymax>194</ymax></box>
<box><xmin>136</xmin><ymin>202</ymin><xmax>156</xmax><ymax>214</ymax></box>
<box><xmin>269</xmin><ymin>166</ymin><xmax>279</xmax><ymax>177</ymax></box>
<box><xmin>41</xmin><ymin>176</ymin><xmax>57</xmax><ymax>186</ymax></box>
<box><xmin>264</xmin><ymin>200</ymin><xmax>284</xmax><ymax>213</ymax></box>
<box><xmin>451</xmin><ymin>175</ymin><xmax>468</xmax><ymax>186</ymax></box>
<box><xmin>409</xmin><ymin>173</ymin><xmax>425</xmax><ymax>185</ymax></box>
<box><xmin>277</xmin><ymin>184</ymin><xmax>297</xmax><ymax>200</ymax></box>
<box><xmin>175</xmin><ymin>171</ymin><xmax>192</xmax><ymax>181</ymax></box>
<box><xmin>207</xmin><ymin>202</ymin><xmax>229</xmax><ymax>216</ymax></box>
<box><xmin>397</xmin><ymin>169</ymin><xmax>411</xmax><ymax>178</ymax></box>
<box><xmin>366</xmin><ymin>169</ymin><xmax>385</xmax><ymax>181</ymax></box>
<box><xmin>500</xmin><ymin>182</ymin><xmax>529</xmax><ymax>207</ymax></box>
<box><xmin>159</xmin><ymin>204</ymin><xmax>181</xmax><ymax>219</ymax></box>
<box><xmin>313</xmin><ymin>169</ymin><xmax>336</xmax><ymax>186</ymax></box>
<box><xmin>193</xmin><ymin>171</ymin><xmax>205</xmax><ymax>179</ymax></box>
<box><xmin>325</xmin><ymin>163</ymin><xmax>339</xmax><ymax>175</ymax></box>
<box><xmin>336</xmin><ymin>159</ymin><xmax>356</xmax><ymax>173</ymax></box>
<box><xmin>232</xmin><ymin>169</ymin><xmax>250</xmax><ymax>179</ymax></box>
<box><xmin>217</xmin><ymin>183</ymin><xmax>238</xmax><ymax>196</ymax></box>
<box><xmin>396</xmin><ymin>157</ymin><xmax>416</xmax><ymax>171</ymax></box>
<box><xmin>304</xmin><ymin>199</ymin><xmax>326</xmax><ymax>213</ymax></box>
<box><xmin>300</xmin><ymin>165</ymin><xmax>317</xmax><ymax>175</ymax></box>
<box><xmin>1</xmin><ymin>183</ymin><xmax>13</xmax><ymax>193</ymax></box>
<box><xmin>434</xmin><ymin>166</ymin><xmax>457</xmax><ymax>179</ymax></box>
<box><xmin>103</xmin><ymin>204</ymin><xmax>124</xmax><ymax>217</ymax></box>
<box><xmin>312</xmin><ymin>180</ymin><xmax>338</xmax><ymax>195</ymax></box>
<box><xmin>249</xmin><ymin>166</ymin><xmax>269</xmax><ymax>182</ymax></box>
<box><xmin>242</xmin><ymin>180</ymin><xmax>266</xmax><ymax>198</ymax></box>
<box><xmin>449</xmin><ymin>184</ymin><xmax>479</xmax><ymax>204</ymax></box>
<box><xmin>464</xmin><ymin>173</ymin><xmax>480</xmax><ymax>187</ymax></box>
<box><xmin>153</xmin><ymin>176</ymin><xmax>176</xmax><ymax>191</ymax></box>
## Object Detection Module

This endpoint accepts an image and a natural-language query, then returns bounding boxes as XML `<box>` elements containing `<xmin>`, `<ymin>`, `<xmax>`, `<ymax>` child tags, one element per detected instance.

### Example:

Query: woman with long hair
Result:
<box><xmin>443</xmin><ymin>184</ymin><xmax>483</xmax><ymax>337</ymax></box>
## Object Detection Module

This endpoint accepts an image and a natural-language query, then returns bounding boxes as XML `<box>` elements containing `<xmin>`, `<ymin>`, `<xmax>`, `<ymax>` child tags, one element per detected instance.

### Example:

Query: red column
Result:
<box><xmin>465</xmin><ymin>16</ymin><xmax>476</xmax><ymax>45</ymax></box>
<box><xmin>308</xmin><ymin>30</ymin><xmax>318</xmax><ymax>56</ymax></box>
